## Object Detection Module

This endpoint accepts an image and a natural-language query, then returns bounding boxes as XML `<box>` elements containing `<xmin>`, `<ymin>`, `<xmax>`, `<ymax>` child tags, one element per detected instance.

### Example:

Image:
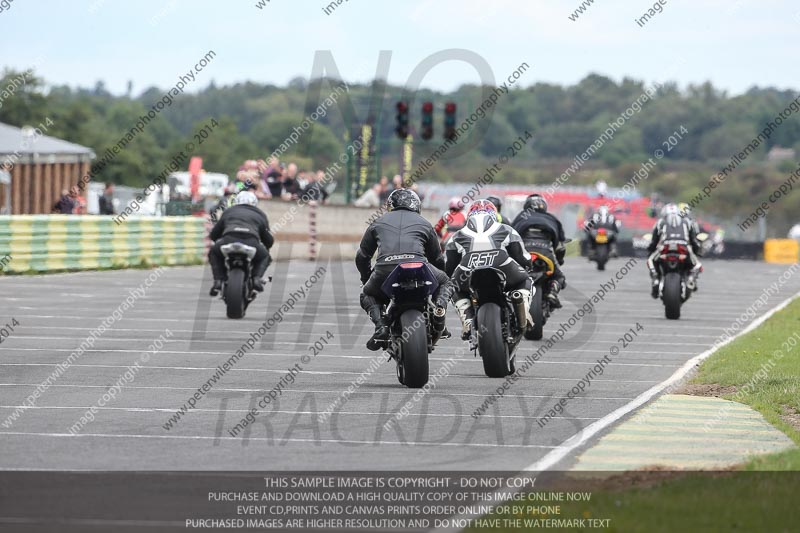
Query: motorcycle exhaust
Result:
<box><xmin>432</xmin><ymin>306</ymin><xmax>446</xmax><ymax>332</ymax></box>
<box><xmin>509</xmin><ymin>290</ymin><xmax>528</xmax><ymax>329</ymax></box>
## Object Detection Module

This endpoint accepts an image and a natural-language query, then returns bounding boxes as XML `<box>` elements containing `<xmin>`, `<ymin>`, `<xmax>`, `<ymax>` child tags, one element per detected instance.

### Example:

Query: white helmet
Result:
<box><xmin>661</xmin><ymin>203</ymin><xmax>679</xmax><ymax>218</ymax></box>
<box><xmin>235</xmin><ymin>191</ymin><xmax>258</xmax><ymax>206</ymax></box>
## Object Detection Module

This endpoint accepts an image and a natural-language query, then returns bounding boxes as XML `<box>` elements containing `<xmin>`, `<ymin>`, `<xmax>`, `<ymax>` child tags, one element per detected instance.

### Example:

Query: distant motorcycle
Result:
<box><xmin>525</xmin><ymin>251</ymin><xmax>556</xmax><ymax>341</ymax></box>
<box><xmin>464</xmin><ymin>250</ymin><xmax>526</xmax><ymax>378</ymax></box>
<box><xmin>380</xmin><ymin>260</ymin><xmax>445</xmax><ymax>388</ymax></box>
<box><xmin>220</xmin><ymin>242</ymin><xmax>259</xmax><ymax>319</ymax></box>
<box><xmin>654</xmin><ymin>239</ymin><xmax>694</xmax><ymax>320</ymax></box>
<box><xmin>697</xmin><ymin>230</ymin><xmax>725</xmax><ymax>257</ymax></box>
<box><xmin>587</xmin><ymin>227</ymin><xmax>616</xmax><ymax>270</ymax></box>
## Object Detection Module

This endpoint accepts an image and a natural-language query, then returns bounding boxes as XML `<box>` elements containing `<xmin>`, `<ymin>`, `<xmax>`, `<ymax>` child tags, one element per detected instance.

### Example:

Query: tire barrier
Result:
<box><xmin>0</xmin><ymin>215</ymin><xmax>207</xmax><ymax>274</ymax></box>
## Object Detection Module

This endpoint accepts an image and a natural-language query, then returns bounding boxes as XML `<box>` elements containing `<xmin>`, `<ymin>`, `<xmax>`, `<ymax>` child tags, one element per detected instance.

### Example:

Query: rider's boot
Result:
<box><xmin>515</xmin><ymin>288</ymin><xmax>534</xmax><ymax>328</ymax></box>
<box><xmin>434</xmin><ymin>284</ymin><xmax>454</xmax><ymax>339</ymax></box>
<box><xmin>687</xmin><ymin>265</ymin><xmax>702</xmax><ymax>292</ymax></box>
<box><xmin>252</xmin><ymin>260</ymin><xmax>269</xmax><ymax>293</ymax></box>
<box><xmin>209</xmin><ymin>279</ymin><xmax>223</xmax><ymax>297</ymax></box>
<box><xmin>546</xmin><ymin>279</ymin><xmax>563</xmax><ymax>309</ymax></box>
<box><xmin>454</xmin><ymin>298</ymin><xmax>474</xmax><ymax>341</ymax></box>
<box><xmin>650</xmin><ymin>271</ymin><xmax>660</xmax><ymax>299</ymax></box>
<box><xmin>252</xmin><ymin>278</ymin><xmax>266</xmax><ymax>292</ymax></box>
<box><xmin>365</xmin><ymin>305</ymin><xmax>389</xmax><ymax>352</ymax></box>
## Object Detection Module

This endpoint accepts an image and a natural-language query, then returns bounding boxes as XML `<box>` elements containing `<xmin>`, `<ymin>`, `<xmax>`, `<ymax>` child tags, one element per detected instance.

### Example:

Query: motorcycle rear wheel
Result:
<box><xmin>663</xmin><ymin>272</ymin><xmax>682</xmax><ymax>320</ymax></box>
<box><xmin>225</xmin><ymin>269</ymin><xmax>247</xmax><ymax>319</ymax></box>
<box><xmin>478</xmin><ymin>303</ymin><xmax>511</xmax><ymax>377</ymax></box>
<box><xmin>595</xmin><ymin>244</ymin><xmax>609</xmax><ymax>271</ymax></box>
<box><xmin>400</xmin><ymin>309</ymin><xmax>429</xmax><ymax>388</ymax></box>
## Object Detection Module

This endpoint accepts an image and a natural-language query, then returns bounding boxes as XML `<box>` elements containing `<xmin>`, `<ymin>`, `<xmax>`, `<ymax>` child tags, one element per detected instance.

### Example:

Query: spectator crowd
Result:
<box><xmin>354</xmin><ymin>174</ymin><xmax>423</xmax><ymax>208</ymax></box>
<box><xmin>229</xmin><ymin>158</ymin><xmax>330</xmax><ymax>204</ymax></box>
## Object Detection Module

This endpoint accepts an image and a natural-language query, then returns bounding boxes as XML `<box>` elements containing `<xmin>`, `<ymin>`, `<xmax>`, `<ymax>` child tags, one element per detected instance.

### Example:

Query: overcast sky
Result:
<box><xmin>2</xmin><ymin>0</ymin><xmax>798</xmax><ymax>96</ymax></box>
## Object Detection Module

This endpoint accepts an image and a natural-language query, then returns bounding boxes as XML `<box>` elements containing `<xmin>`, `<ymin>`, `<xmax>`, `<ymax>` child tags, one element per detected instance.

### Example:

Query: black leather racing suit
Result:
<box><xmin>511</xmin><ymin>210</ymin><xmax>567</xmax><ymax>291</ymax></box>
<box><xmin>646</xmin><ymin>216</ymin><xmax>702</xmax><ymax>276</ymax></box>
<box><xmin>356</xmin><ymin>209</ymin><xmax>451</xmax><ymax>313</ymax></box>
<box><xmin>208</xmin><ymin>204</ymin><xmax>274</xmax><ymax>282</ymax></box>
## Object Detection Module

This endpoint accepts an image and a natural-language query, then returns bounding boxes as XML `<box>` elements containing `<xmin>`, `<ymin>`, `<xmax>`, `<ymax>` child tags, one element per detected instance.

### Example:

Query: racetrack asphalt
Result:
<box><xmin>1</xmin><ymin>257</ymin><xmax>798</xmax><ymax>471</ymax></box>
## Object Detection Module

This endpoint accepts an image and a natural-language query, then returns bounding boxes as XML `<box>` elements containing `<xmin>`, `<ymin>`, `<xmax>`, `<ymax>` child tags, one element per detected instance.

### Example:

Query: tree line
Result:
<box><xmin>1</xmin><ymin>69</ymin><xmax>798</xmax><ymax>234</ymax></box>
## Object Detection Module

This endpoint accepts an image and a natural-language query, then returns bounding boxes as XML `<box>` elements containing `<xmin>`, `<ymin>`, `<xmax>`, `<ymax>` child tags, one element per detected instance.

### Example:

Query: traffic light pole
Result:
<box><xmin>343</xmin><ymin>129</ymin><xmax>352</xmax><ymax>203</ymax></box>
<box><xmin>375</xmin><ymin>108</ymin><xmax>383</xmax><ymax>186</ymax></box>
<box><xmin>342</xmin><ymin>98</ymin><xmax>465</xmax><ymax>203</ymax></box>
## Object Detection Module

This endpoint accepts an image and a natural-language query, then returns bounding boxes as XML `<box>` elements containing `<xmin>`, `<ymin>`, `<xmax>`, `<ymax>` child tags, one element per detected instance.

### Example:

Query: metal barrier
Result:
<box><xmin>0</xmin><ymin>215</ymin><xmax>207</xmax><ymax>274</ymax></box>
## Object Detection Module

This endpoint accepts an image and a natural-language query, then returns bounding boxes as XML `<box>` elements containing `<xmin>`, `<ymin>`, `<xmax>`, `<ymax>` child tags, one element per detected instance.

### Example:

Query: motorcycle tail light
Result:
<box><xmin>598</xmin><ymin>228</ymin><xmax>607</xmax><ymax>235</ymax></box>
<box><xmin>399</xmin><ymin>262</ymin><xmax>424</xmax><ymax>269</ymax></box>
<box><xmin>530</xmin><ymin>253</ymin><xmax>538</xmax><ymax>261</ymax></box>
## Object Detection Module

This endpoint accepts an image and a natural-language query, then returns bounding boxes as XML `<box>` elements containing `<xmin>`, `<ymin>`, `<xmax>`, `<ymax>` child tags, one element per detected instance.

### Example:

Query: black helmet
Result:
<box><xmin>524</xmin><ymin>193</ymin><xmax>547</xmax><ymax>213</ymax></box>
<box><xmin>387</xmin><ymin>188</ymin><xmax>421</xmax><ymax>213</ymax></box>
<box><xmin>486</xmin><ymin>195</ymin><xmax>503</xmax><ymax>213</ymax></box>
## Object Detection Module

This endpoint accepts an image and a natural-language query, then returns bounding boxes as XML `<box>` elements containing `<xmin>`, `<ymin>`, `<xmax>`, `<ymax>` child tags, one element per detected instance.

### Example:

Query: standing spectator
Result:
<box><xmin>378</xmin><ymin>176</ymin><xmax>391</xmax><ymax>203</ymax></box>
<box><xmin>392</xmin><ymin>174</ymin><xmax>404</xmax><ymax>190</ymax></box>
<box><xmin>98</xmin><ymin>182</ymin><xmax>115</xmax><ymax>215</ymax></box>
<box><xmin>265</xmin><ymin>160</ymin><xmax>285</xmax><ymax>198</ymax></box>
<box><xmin>282</xmin><ymin>163</ymin><xmax>301</xmax><ymax>199</ymax></box>
<box><xmin>255</xmin><ymin>159</ymin><xmax>273</xmax><ymax>200</ymax></box>
<box><xmin>354</xmin><ymin>184</ymin><xmax>382</xmax><ymax>208</ymax></box>
<box><xmin>72</xmin><ymin>187</ymin><xmax>88</xmax><ymax>214</ymax></box>
<box><xmin>302</xmin><ymin>170</ymin><xmax>330</xmax><ymax>204</ymax></box>
<box><xmin>53</xmin><ymin>189</ymin><xmax>75</xmax><ymax>214</ymax></box>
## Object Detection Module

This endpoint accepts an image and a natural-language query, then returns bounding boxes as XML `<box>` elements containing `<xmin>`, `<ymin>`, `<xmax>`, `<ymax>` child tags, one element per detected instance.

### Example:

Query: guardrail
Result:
<box><xmin>0</xmin><ymin>215</ymin><xmax>208</xmax><ymax>274</ymax></box>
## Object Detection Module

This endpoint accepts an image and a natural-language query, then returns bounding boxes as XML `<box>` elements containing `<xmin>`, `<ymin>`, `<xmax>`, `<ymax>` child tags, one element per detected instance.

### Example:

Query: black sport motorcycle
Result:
<box><xmin>380</xmin><ymin>260</ymin><xmax>445</xmax><ymax>388</ymax></box>
<box><xmin>654</xmin><ymin>239</ymin><xmax>694</xmax><ymax>320</ymax></box>
<box><xmin>524</xmin><ymin>250</ymin><xmax>557</xmax><ymax>341</ymax></box>
<box><xmin>220</xmin><ymin>242</ymin><xmax>259</xmax><ymax>319</ymax></box>
<box><xmin>464</xmin><ymin>250</ymin><xmax>526</xmax><ymax>378</ymax></box>
<box><xmin>587</xmin><ymin>227</ymin><xmax>616</xmax><ymax>270</ymax></box>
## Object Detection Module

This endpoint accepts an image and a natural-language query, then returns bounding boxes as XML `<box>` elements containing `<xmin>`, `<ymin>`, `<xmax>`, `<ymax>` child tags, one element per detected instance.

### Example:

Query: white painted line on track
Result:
<box><xmin>13</xmin><ymin>324</ymin><xmax>727</xmax><ymax>335</ymax></box>
<box><xmin>0</xmin><ymin>383</ymin><xmax>637</xmax><ymax>401</ymax></box>
<box><xmin>0</xmin><ymin>363</ymin><xmax>664</xmax><ymax>383</ymax></box>
<box><xmin>4</xmin><ymin>336</ymin><xmax>713</xmax><ymax>348</ymax></box>
<box><xmin>0</xmin><ymin>353</ymin><xmax>677</xmax><ymax>367</ymax></box>
<box><xmin>0</xmin><ymin>405</ymin><xmax>602</xmax><ymax>421</ymax></box>
<box><xmin>0</xmin><ymin>431</ymin><xmax>558</xmax><ymax>449</ymax></box>
<box><xmin>7</xmin><ymin>330</ymin><xmax>724</xmax><ymax>341</ymax></box>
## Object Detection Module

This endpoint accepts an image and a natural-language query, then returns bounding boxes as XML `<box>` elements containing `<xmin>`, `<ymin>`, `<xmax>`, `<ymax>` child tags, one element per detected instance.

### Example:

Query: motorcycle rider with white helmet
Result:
<box><xmin>646</xmin><ymin>203</ymin><xmax>702</xmax><ymax>298</ymax></box>
<box><xmin>208</xmin><ymin>191</ymin><xmax>273</xmax><ymax>296</ymax></box>
<box><xmin>446</xmin><ymin>200</ymin><xmax>534</xmax><ymax>340</ymax></box>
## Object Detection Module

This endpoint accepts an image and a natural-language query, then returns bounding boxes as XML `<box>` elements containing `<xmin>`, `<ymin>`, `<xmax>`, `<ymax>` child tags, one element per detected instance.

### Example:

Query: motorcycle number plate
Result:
<box><xmin>596</xmin><ymin>235</ymin><xmax>608</xmax><ymax>243</ymax></box>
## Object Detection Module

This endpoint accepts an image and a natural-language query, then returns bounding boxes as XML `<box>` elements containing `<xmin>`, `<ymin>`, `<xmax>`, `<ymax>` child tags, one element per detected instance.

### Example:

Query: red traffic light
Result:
<box><xmin>445</xmin><ymin>102</ymin><xmax>456</xmax><ymax>114</ymax></box>
<box><xmin>396</xmin><ymin>101</ymin><xmax>408</xmax><ymax>112</ymax></box>
<box><xmin>422</xmin><ymin>101</ymin><xmax>434</xmax><ymax>113</ymax></box>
